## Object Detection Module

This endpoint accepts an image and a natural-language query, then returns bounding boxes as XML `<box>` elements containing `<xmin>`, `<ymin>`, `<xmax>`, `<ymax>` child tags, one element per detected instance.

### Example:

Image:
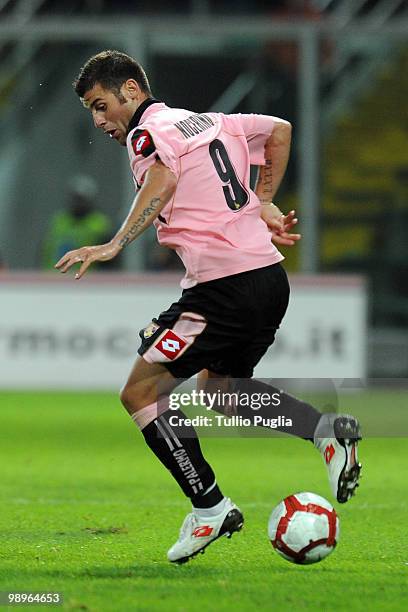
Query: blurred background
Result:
<box><xmin>0</xmin><ymin>0</ymin><xmax>407</xmax><ymax>383</ymax></box>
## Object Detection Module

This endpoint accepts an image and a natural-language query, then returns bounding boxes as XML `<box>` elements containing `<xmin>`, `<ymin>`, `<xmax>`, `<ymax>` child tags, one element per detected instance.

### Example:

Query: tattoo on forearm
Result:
<box><xmin>119</xmin><ymin>197</ymin><xmax>162</xmax><ymax>248</ymax></box>
<box><xmin>258</xmin><ymin>159</ymin><xmax>274</xmax><ymax>205</ymax></box>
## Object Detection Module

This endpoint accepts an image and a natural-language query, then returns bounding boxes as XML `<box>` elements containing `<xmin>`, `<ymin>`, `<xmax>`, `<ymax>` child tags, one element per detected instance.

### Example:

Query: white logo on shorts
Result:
<box><xmin>161</xmin><ymin>339</ymin><xmax>180</xmax><ymax>352</ymax></box>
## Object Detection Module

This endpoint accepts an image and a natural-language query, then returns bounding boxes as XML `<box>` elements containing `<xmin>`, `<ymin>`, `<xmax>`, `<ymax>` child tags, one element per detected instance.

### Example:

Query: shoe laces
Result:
<box><xmin>178</xmin><ymin>512</ymin><xmax>197</xmax><ymax>541</ymax></box>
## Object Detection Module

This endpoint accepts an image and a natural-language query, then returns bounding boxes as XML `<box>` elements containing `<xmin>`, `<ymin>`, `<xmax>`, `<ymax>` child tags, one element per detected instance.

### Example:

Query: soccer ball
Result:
<box><xmin>268</xmin><ymin>492</ymin><xmax>339</xmax><ymax>564</ymax></box>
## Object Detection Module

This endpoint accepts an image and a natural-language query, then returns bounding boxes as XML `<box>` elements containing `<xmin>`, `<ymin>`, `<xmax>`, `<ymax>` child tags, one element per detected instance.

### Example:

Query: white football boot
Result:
<box><xmin>314</xmin><ymin>413</ymin><xmax>362</xmax><ymax>503</ymax></box>
<box><xmin>167</xmin><ymin>498</ymin><xmax>244</xmax><ymax>564</ymax></box>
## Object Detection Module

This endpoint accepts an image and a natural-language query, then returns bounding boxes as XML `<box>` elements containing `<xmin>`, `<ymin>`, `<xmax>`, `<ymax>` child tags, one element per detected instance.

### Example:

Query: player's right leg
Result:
<box><xmin>224</xmin><ymin>263</ymin><xmax>361</xmax><ymax>503</ymax></box>
<box><xmin>199</xmin><ymin>370</ymin><xmax>361</xmax><ymax>504</ymax></box>
<box><xmin>313</xmin><ymin>413</ymin><xmax>362</xmax><ymax>503</ymax></box>
<box><xmin>120</xmin><ymin>345</ymin><xmax>243</xmax><ymax>563</ymax></box>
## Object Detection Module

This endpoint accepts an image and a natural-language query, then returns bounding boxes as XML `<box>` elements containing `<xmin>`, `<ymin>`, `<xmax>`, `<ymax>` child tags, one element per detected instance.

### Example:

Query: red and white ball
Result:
<box><xmin>268</xmin><ymin>492</ymin><xmax>339</xmax><ymax>564</ymax></box>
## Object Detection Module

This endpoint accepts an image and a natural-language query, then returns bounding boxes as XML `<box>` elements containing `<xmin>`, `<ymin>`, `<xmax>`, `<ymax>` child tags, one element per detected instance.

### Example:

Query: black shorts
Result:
<box><xmin>138</xmin><ymin>262</ymin><xmax>290</xmax><ymax>379</ymax></box>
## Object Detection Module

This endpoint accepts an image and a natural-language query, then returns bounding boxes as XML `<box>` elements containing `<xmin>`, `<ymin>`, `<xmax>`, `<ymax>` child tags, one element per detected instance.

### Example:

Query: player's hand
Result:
<box><xmin>54</xmin><ymin>242</ymin><xmax>121</xmax><ymax>279</ymax></box>
<box><xmin>263</xmin><ymin>208</ymin><xmax>302</xmax><ymax>247</ymax></box>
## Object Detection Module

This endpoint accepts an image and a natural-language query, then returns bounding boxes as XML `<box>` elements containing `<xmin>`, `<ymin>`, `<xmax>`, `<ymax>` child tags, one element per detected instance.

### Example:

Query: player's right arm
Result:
<box><xmin>255</xmin><ymin>119</ymin><xmax>301</xmax><ymax>245</ymax></box>
<box><xmin>234</xmin><ymin>113</ymin><xmax>299</xmax><ymax>246</ymax></box>
<box><xmin>254</xmin><ymin>117</ymin><xmax>292</xmax><ymax>206</ymax></box>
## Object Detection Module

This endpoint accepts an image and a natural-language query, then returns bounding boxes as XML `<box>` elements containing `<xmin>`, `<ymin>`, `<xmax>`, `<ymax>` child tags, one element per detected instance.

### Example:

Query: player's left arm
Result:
<box><xmin>55</xmin><ymin>160</ymin><xmax>177</xmax><ymax>279</ymax></box>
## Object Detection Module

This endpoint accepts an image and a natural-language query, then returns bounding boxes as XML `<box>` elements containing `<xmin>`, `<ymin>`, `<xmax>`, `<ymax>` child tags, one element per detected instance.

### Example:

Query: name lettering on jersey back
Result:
<box><xmin>174</xmin><ymin>114</ymin><xmax>214</xmax><ymax>139</ymax></box>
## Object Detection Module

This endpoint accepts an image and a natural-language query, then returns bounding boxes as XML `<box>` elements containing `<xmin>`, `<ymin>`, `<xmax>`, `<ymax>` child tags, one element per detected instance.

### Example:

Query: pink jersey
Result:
<box><xmin>126</xmin><ymin>101</ymin><xmax>284</xmax><ymax>289</ymax></box>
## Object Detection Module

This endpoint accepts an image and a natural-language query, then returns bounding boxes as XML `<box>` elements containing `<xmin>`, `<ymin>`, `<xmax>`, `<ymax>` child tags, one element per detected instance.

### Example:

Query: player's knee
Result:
<box><xmin>119</xmin><ymin>383</ymin><xmax>144</xmax><ymax>414</ymax></box>
<box><xmin>119</xmin><ymin>384</ymin><xmax>133</xmax><ymax>413</ymax></box>
<box><xmin>119</xmin><ymin>379</ymin><xmax>157</xmax><ymax>414</ymax></box>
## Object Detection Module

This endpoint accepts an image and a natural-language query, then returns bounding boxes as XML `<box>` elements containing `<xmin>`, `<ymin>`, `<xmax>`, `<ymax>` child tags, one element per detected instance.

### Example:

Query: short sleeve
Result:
<box><xmin>127</xmin><ymin>127</ymin><xmax>179</xmax><ymax>186</ymax></box>
<box><xmin>231</xmin><ymin>113</ymin><xmax>276</xmax><ymax>165</ymax></box>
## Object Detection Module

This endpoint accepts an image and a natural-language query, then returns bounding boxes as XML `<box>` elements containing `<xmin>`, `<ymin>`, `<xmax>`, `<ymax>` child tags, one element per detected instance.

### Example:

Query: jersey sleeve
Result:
<box><xmin>127</xmin><ymin>126</ymin><xmax>179</xmax><ymax>186</ymax></box>
<box><xmin>231</xmin><ymin>113</ymin><xmax>276</xmax><ymax>165</ymax></box>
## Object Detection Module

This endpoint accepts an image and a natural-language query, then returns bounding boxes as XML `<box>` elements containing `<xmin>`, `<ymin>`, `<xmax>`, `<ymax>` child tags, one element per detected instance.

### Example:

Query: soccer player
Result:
<box><xmin>56</xmin><ymin>50</ymin><xmax>362</xmax><ymax>564</ymax></box>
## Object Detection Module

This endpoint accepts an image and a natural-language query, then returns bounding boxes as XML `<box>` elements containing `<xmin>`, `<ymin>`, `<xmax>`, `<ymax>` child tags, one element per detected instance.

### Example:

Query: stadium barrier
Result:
<box><xmin>0</xmin><ymin>272</ymin><xmax>366</xmax><ymax>389</ymax></box>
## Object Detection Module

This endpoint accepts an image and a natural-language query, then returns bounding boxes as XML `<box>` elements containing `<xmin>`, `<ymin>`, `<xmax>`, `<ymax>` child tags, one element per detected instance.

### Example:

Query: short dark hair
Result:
<box><xmin>73</xmin><ymin>49</ymin><xmax>152</xmax><ymax>98</ymax></box>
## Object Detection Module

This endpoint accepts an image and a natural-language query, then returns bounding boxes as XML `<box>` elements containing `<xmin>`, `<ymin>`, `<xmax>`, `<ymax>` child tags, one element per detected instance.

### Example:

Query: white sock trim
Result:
<box><xmin>131</xmin><ymin>401</ymin><xmax>168</xmax><ymax>431</ymax></box>
<box><xmin>193</xmin><ymin>497</ymin><xmax>227</xmax><ymax>518</ymax></box>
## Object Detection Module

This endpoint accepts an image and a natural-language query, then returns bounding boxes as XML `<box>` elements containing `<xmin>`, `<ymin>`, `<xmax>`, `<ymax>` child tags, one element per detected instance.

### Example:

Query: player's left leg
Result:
<box><xmin>121</xmin><ymin>352</ymin><xmax>243</xmax><ymax>563</ymax></box>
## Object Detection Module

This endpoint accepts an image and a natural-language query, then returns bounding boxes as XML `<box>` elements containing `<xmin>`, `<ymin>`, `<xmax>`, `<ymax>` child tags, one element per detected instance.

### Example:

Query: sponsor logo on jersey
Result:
<box><xmin>131</xmin><ymin>129</ymin><xmax>156</xmax><ymax>157</ymax></box>
<box><xmin>135</xmin><ymin>135</ymin><xmax>147</xmax><ymax>151</ymax></box>
<box><xmin>156</xmin><ymin>330</ymin><xmax>186</xmax><ymax>360</ymax></box>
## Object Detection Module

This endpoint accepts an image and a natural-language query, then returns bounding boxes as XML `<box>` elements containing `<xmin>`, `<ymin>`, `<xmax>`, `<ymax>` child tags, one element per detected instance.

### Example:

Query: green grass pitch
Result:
<box><xmin>0</xmin><ymin>390</ymin><xmax>407</xmax><ymax>611</ymax></box>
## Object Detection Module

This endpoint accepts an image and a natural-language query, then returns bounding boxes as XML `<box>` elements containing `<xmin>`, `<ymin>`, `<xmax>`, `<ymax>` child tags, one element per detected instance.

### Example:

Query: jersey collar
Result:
<box><xmin>127</xmin><ymin>98</ymin><xmax>162</xmax><ymax>134</ymax></box>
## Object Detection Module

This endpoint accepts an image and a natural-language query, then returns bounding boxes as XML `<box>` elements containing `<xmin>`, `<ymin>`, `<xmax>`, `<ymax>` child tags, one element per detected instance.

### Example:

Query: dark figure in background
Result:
<box><xmin>42</xmin><ymin>175</ymin><xmax>112</xmax><ymax>270</ymax></box>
